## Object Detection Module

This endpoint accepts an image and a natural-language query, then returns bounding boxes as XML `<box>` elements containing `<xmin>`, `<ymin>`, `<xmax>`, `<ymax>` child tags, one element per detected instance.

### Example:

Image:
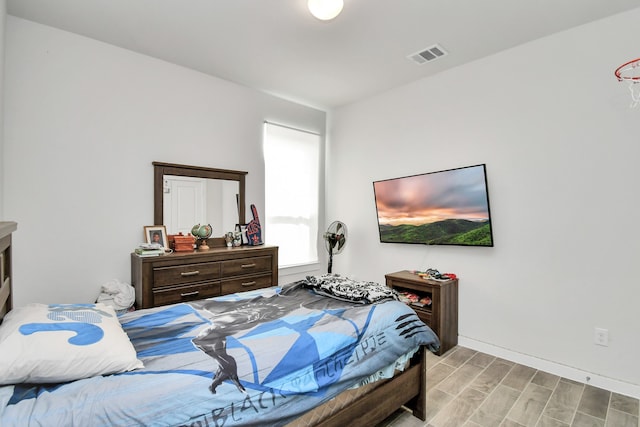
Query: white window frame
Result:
<box><xmin>263</xmin><ymin>122</ymin><xmax>322</xmax><ymax>271</ymax></box>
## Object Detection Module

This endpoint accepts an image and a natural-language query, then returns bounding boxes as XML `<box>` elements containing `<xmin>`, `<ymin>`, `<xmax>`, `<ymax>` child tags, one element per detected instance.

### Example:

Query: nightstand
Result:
<box><xmin>385</xmin><ymin>270</ymin><xmax>458</xmax><ymax>355</ymax></box>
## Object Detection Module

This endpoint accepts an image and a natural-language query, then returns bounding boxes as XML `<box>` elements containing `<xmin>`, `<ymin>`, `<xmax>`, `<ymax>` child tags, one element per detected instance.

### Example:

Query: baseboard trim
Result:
<box><xmin>458</xmin><ymin>336</ymin><xmax>640</xmax><ymax>399</ymax></box>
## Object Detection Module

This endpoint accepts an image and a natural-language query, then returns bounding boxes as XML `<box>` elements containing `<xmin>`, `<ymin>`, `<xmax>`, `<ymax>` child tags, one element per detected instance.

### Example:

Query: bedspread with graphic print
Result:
<box><xmin>0</xmin><ymin>280</ymin><xmax>439</xmax><ymax>427</ymax></box>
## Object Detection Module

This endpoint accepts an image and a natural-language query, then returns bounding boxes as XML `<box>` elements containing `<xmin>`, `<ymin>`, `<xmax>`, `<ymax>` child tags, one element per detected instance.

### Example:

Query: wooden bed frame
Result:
<box><xmin>307</xmin><ymin>348</ymin><xmax>428</xmax><ymax>426</ymax></box>
<box><xmin>0</xmin><ymin>220</ymin><xmax>428</xmax><ymax>426</ymax></box>
<box><xmin>0</xmin><ymin>222</ymin><xmax>17</xmax><ymax>320</ymax></box>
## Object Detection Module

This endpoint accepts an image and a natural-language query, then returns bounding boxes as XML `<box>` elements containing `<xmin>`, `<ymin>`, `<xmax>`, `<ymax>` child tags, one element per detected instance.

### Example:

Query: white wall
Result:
<box><xmin>3</xmin><ymin>16</ymin><xmax>325</xmax><ymax>305</ymax></box>
<box><xmin>328</xmin><ymin>8</ymin><xmax>640</xmax><ymax>396</ymax></box>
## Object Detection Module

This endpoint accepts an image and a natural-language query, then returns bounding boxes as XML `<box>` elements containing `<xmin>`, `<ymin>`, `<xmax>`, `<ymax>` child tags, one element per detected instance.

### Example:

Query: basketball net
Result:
<box><xmin>615</xmin><ymin>58</ymin><xmax>640</xmax><ymax>108</ymax></box>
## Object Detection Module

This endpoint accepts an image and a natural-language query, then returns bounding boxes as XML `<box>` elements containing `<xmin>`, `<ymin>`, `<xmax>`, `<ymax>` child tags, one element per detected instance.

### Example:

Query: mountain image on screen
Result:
<box><xmin>378</xmin><ymin>219</ymin><xmax>492</xmax><ymax>245</ymax></box>
<box><xmin>373</xmin><ymin>164</ymin><xmax>494</xmax><ymax>247</ymax></box>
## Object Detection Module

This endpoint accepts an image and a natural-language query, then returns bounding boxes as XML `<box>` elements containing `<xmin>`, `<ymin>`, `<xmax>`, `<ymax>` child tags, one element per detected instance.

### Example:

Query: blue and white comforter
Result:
<box><xmin>0</xmin><ymin>280</ymin><xmax>439</xmax><ymax>427</ymax></box>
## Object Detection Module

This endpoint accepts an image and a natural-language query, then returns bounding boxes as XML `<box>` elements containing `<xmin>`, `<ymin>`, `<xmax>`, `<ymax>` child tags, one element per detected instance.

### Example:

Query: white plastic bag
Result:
<box><xmin>97</xmin><ymin>279</ymin><xmax>135</xmax><ymax>313</ymax></box>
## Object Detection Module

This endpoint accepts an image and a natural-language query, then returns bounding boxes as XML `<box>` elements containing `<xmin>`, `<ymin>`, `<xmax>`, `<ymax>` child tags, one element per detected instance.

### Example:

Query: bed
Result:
<box><xmin>0</xmin><ymin>266</ymin><xmax>439</xmax><ymax>426</ymax></box>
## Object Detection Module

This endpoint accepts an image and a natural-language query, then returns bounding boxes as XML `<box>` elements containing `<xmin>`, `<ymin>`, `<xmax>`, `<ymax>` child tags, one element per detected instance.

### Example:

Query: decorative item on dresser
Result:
<box><xmin>0</xmin><ymin>222</ymin><xmax>17</xmax><ymax>318</ymax></box>
<box><xmin>385</xmin><ymin>270</ymin><xmax>458</xmax><ymax>355</ymax></box>
<box><xmin>131</xmin><ymin>245</ymin><xmax>279</xmax><ymax>309</ymax></box>
<box><xmin>144</xmin><ymin>225</ymin><xmax>169</xmax><ymax>249</ymax></box>
<box><xmin>190</xmin><ymin>223</ymin><xmax>213</xmax><ymax>250</ymax></box>
<box><xmin>245</xmin><ymin>204</ymin><xmax>263</xmax><ymax>246</ymax></box>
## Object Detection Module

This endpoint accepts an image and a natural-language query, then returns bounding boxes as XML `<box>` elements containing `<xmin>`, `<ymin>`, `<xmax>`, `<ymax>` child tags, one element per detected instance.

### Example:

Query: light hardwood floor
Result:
<box><xmin>378</xmin><ymin>346</ymin><xmax>639</xmax><ymax>427</ymax></box>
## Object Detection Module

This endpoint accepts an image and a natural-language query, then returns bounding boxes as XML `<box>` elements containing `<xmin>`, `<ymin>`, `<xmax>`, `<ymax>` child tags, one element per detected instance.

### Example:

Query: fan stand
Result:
<box><xmin>327</xmin><ymin>246</ymin><xmax>334</xmax><ymax>273</ymax></box>
<box><xmin>324</xmin><ymin>221</ymin><xmax>347</xmax><ymax>274</ymax></box>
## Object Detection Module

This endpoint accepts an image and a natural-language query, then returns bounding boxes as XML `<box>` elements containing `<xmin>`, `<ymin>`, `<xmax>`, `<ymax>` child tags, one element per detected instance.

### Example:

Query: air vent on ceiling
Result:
<box><xmin>408</xmin><ymin>44</ymin><xmax>448</xmax><ymax>65</ymax></box>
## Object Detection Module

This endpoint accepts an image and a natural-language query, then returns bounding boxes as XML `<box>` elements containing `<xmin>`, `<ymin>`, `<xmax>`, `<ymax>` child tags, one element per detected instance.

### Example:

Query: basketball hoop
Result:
<box><xmin>615</xmin><ymin>58</ymin><xmax>640</xmax><ymax>108</ymax></box>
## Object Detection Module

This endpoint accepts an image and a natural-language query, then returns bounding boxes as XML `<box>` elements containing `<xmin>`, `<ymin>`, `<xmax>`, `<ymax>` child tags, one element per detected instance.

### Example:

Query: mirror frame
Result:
<box><xmin>153</xmin><ymin>162</ymin><xmax>247</xmax><ymax>246</ymax></box>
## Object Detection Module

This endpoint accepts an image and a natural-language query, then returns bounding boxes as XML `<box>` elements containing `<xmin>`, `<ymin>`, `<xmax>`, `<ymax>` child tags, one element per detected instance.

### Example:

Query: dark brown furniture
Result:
<box><xmin>131</xmin><ymin>245</ymin><xmax>278</xmax><ymax>309</ymax></box>
<box><xmin>385</xmin><ymin>270</ymin><xmax>458</xmax><ymax>355</ymax></box>
<box><xmin>153</xmin><ymin>162</ymin><xmax>248</xmax><ymax>248</ymax></box>
<box><xmin>0</xmin><ymin>221</ymin><xmax>17</xmax><ymax>318</ymax></box>
<box><xmin>288</xmin><ymin>348</ymin><xmax>429</xmax><ymax>426</ymax></box>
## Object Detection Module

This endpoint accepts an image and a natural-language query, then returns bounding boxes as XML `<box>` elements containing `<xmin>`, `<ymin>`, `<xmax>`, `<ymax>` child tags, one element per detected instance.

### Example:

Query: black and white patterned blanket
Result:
<box><xmin>304</xmin><ymin>274</ymin><xmax>398</xmax><ymax>304</ymax></box>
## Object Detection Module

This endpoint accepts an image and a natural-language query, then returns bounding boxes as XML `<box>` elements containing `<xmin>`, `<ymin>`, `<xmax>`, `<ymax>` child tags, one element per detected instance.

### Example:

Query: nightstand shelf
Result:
<box><xmin>385</xmin><ymin>270</ymin><xmax>458</xmax><ymax>355</ymax></box>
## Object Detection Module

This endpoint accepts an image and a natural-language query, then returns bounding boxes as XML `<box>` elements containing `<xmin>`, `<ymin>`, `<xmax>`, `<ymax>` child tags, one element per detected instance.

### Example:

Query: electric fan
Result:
<box><xmin>323</xmin><ymin>221</ymin><xmax>348</xmax><ymax>273</ymax></box>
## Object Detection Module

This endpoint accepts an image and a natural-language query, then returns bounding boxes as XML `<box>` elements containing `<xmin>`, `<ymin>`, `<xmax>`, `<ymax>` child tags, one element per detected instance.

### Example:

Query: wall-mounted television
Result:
<box><xmin>373</xmin><ymin>164</ymin><xmax>494</xmax><ymax>246</ymax></box>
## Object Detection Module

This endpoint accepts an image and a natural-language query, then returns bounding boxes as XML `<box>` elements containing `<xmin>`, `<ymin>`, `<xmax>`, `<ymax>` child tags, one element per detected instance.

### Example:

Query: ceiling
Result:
<box><xmin>7</xmin><ymin>0</ymin><xmax>640</xmax><ymax>109</ymax></box>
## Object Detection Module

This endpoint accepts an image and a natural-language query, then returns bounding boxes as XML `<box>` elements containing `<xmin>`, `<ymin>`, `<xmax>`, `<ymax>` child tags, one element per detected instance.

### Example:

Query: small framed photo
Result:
<box><xmin>235</xmin><ymin>224</ymin><xmax>249</xmax><ymax>245</ymax></box>
<box><xmin>144</xmin><ymin>225</ymin><xmax>168</xmax><ymax>249</ymax></box>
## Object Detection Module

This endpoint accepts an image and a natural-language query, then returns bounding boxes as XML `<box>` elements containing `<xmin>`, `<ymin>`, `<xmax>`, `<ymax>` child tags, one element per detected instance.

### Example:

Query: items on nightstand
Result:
<box><xmin>412</xmin><ymin>268</ymin><xmax>457</xmax><ymax>281</ymax></box>
<box><xmin>398</xmin><ymin>291</ymin><xmax>432</xmax><ymax>307</ymax></box>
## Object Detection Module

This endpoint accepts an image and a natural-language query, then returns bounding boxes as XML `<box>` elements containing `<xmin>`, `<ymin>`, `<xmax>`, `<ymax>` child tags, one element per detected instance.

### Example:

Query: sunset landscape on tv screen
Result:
<box><xmin>373</xmin><ymin>164</ymin><xmax>493</xmax><ymax>246</ymax></box>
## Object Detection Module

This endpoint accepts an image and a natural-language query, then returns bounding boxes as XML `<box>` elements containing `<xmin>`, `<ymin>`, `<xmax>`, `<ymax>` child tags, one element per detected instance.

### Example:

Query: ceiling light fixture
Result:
<box><xmin>308</xmin><ymin>0</ymin><xmax>344</xmax><ymax>21</ymax></box>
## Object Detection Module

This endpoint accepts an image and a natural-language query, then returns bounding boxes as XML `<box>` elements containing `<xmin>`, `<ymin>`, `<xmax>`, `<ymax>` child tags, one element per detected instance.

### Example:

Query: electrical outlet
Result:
<box><xmin>594</xmin><ymin>328</ymin><xmax>609</xmax><ymax>346</ymax></box>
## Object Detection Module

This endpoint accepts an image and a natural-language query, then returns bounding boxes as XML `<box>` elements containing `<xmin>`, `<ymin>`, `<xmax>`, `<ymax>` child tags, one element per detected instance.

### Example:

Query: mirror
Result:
<box><xmin>153</xmin><ymin>162</ymin><xmax>247</xmax><ymax>246</ymax></box>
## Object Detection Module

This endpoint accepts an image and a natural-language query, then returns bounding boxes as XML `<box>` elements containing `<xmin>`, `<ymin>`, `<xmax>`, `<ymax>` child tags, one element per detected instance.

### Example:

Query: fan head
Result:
<box><xmin>324</xmin><ymin>221</ymin><xmax>348</xmax><ymax>255</ymax></box>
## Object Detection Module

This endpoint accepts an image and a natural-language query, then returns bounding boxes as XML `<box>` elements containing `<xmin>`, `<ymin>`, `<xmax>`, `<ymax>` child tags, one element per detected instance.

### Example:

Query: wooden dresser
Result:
<box><xmin>131</xmin><ymin>245</ymin><xmax>278</xmax><ymax>309</ymax></box>
<box><xmin>385</xmin><ymin>270</ymin><xmax>458</xmax><ymax>355</ymax></box>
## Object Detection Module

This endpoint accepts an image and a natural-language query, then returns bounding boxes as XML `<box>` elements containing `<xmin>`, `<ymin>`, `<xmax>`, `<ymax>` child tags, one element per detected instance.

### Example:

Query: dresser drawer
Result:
<box><xmin>153</xmin><ymin>262</ymin><xmax>221</xmax><ymax>288</ymax></box>
<box><xmin>221</xmin><ymin>256</ymin><xmax>272</xmax><ymax>277</ymax></box>
<box><xmin>152</xmin><ymin>282</ymin><xmax>221</xmax><ymax>306</ymax></box>
<box><xmin>221</xmin><ymin>274</ymin><xmax>273</xmax><ymax>295</ymax></box>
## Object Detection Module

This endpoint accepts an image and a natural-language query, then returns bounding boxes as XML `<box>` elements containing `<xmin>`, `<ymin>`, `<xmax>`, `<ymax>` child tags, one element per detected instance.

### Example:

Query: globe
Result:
<box><xmin>191</xmin><ymin>224</ymin><xmax>213</xmax><ymax>250</ymax></box>
<box><xmin>191</xmin><ymin>224</ymin><xmax>213</xmax><ymax>239</ymax></box>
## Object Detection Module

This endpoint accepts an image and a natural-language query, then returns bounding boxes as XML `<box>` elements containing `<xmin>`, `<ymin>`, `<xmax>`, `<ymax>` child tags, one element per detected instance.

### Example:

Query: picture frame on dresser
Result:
<box><xmin>144</xmin><ymin>225</ymin><xmax>168</xmax><ymax>249</ymax></box>
<box><xmin>235</xmin><ymin>224</ymin><xmax>249</xmax><ymax>245</ymax></box>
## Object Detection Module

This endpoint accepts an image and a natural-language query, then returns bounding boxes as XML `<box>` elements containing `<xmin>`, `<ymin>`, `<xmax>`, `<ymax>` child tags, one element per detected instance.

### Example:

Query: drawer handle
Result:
<box><xmin>241</xmin><ymin>263</ymin><xmax>256</xmax><ymax>269</ymax></box>
<box><xmin>180</xmin><ymin>271</ymin><xmax>200</xmax><ymax>277</ymax></box>
<box><xmin>241</xmin><ymin>281</ymin><xmax>257</xmax><ymax>287</ymax></box>
<box><xmin>180</xmin><ymin>291</ymin><xmax>200</xmax><ymax>298</ymax></box>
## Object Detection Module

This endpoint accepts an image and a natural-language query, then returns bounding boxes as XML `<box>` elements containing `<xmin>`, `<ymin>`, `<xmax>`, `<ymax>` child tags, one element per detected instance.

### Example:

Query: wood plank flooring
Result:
<box><xmin>377</xmin><ymin>346</ymin><xmax>639</xmax><ymax>427</ymax></box>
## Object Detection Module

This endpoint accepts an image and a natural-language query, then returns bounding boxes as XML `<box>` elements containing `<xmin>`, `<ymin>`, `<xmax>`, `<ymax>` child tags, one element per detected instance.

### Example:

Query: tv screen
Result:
<box><xmin>373</xmin><ymin>164</ymin><xmax>494</xmax><ymax>246</ymax></box>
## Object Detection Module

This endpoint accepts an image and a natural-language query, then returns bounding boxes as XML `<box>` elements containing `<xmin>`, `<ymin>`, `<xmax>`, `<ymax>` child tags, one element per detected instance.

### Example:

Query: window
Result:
<box><xmin>264</xmin><ymin>122</ymin><xmax>320</xmax><ymax>268</ymax></box>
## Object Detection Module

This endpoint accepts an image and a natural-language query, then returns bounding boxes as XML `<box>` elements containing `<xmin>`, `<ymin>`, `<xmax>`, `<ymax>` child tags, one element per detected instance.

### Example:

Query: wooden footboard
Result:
<box><xmin>312</xmin><ymin>347</ymin><xmax>428</xmax><ymax>427</ymax></box>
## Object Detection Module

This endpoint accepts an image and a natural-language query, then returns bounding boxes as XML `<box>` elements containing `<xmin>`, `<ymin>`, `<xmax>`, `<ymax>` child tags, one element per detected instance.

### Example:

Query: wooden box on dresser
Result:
<box><xmin>385</xmin><ymin>270</ymin><xmax>458</xmax><ymax>356</ymax></box>
<box><xmin>132</xmin><ymin>245</ymin><xmax>278</xmax><ymax>309</ymax></box>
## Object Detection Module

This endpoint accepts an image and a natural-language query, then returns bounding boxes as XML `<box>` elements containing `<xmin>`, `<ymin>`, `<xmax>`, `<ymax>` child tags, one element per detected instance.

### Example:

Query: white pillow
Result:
<box><xmin>0</xmin><ymin>303</ymin><xmax>143</xmax><ymax>385</ymax></box>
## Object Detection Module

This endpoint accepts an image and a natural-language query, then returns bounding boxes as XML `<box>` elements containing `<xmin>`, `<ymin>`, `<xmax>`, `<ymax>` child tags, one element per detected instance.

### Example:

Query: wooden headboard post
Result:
<box><xmin>0</xmin><ymin>221</ymin><xmax>17</xmax><ymax>320</ymax></box>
